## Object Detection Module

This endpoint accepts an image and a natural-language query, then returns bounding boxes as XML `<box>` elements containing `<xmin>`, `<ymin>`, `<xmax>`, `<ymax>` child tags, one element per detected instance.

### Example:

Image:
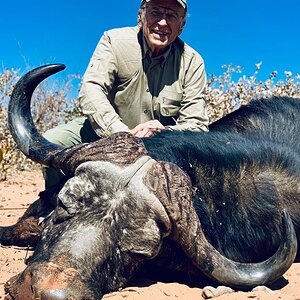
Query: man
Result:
<box><xmin>44</xmin><ymin>0</ymin><xmax>209</xmax><ymax>188</ymax></box>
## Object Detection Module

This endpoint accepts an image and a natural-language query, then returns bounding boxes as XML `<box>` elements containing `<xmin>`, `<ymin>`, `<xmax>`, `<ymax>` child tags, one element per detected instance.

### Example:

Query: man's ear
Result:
<box><xmin>178</xmin><ymin>18</ymin><xmax>186</xmax><ymax>35</ymax></box>
<box><xmin>138</xmin><ymin>11</ymin><xmax>143</xmax><ymax>28</ymax></box>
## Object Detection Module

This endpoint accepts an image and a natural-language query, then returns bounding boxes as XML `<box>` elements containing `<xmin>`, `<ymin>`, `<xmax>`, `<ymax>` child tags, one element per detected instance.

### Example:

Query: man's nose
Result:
<box><xmin>157</xmin><ymin>17</ymin><xmax>168</xmax><ymax>26</ymax></box>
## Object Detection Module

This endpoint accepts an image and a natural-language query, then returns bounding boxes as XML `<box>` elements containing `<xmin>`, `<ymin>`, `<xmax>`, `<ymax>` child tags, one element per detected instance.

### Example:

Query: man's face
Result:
<box><xmin>140</xmin><ymin>0</ymin><xmax>186</xmax><ymax>56</ymax></box>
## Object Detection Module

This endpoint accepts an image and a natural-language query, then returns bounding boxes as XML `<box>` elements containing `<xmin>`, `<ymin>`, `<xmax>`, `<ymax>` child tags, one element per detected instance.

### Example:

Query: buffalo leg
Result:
<box><xmin>0</xmin><ymin>187</ymin><xmax>58</xmax><ymax>247</ymax></box>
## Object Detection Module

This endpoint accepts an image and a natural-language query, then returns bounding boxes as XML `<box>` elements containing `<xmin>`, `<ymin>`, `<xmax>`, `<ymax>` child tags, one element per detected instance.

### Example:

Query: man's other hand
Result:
<box><xmin>129</xmin><ymin>120</ymin><xmax>165</xmax><ymax>137</ymax></box>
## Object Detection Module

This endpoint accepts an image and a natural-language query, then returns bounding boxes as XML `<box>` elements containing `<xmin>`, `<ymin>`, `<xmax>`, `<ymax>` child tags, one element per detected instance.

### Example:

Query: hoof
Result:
<box><xmin>0</xmin><ymin>190</ymin><xmax>56</xmax><ymax>247</ymax></box>
<box><xmin>0</xmin><ymin>215</ymin><xmax>44</xmax><ymax>247</ymax></box>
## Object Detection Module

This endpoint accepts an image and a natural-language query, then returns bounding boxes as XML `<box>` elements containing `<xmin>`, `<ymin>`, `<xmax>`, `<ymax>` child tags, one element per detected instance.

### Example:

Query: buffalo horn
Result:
<box><xmin>144</xmin><ymin>161</ymin><xmax>298</xmax><ymax>288</ymax></box>
<box><xmin>8</xmin><ymin>64</ymin><xmax>68</xmax><ymax>168</ymax></box>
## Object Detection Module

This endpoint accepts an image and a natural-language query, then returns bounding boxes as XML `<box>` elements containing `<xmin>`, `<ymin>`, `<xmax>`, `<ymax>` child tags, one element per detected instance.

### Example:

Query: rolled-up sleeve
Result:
<box><xmin>79</xmin><ymin>32</ymin><xmax>130</xmax><ymax>137</ymax></box>
<box><xmin>169</xmin><ymin>53</ymin><xmax>209</xmax><ymax>132</ymax></box>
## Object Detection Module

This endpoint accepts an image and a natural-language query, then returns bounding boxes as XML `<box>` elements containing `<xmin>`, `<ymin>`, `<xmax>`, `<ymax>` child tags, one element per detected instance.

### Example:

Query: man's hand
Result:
<box><xmin>129</xmin><ymin>120</ymin><xmax>165</xmax><ymax>137</ymax></box>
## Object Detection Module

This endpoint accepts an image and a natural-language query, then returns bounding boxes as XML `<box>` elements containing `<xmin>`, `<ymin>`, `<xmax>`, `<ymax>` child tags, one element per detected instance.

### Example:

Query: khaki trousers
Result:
<box><xmin>43</xmin><ymin>117</ymin><xmax>99</xmax><ymax>189</ymax></box>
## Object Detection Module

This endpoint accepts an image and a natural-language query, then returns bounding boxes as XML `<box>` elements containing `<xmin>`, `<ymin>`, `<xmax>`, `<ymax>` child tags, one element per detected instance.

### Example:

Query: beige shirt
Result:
<box><xmin>79</xmin><ymin>26</ymin><xmax>209</xmax><ymax>137</ymax></box>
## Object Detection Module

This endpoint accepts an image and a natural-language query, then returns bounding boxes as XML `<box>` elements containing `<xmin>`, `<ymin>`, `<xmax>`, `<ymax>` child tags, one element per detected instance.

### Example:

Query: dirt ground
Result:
<box><xmin>0</xmin><ymin>170</ymin><xmax>299</xmax><ymax>299</ymax></box>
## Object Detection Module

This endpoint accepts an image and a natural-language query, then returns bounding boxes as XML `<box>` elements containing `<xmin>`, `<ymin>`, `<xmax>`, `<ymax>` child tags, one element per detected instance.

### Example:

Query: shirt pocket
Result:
<box><xmin>158</xmin><ymin>91</ymin><xmax>183</xmax><ymax>117</ymax></box>
<box><xmin>155</xmin><ymin>91</ymin><xmax>182</xmax><ymax>126</ymax></box>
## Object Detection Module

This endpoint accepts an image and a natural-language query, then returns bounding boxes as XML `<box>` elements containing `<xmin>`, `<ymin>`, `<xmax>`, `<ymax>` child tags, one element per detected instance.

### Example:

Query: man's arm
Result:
<box><xmin>79</xmin><ymin>32</ymin><xmax>130</xmax><ymax>137</ymax></box>
<box><xmin>168</xmin><ymin>52</ymin><xmax>209</xmax><ymax>132</ymax></box>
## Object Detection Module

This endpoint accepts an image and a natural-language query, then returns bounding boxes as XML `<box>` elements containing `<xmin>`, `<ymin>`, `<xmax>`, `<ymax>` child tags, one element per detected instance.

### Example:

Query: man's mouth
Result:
<box><xmin>152</xmin><ymin>29</ymin><xmax>169</xmax><ymax>38</ymax></box>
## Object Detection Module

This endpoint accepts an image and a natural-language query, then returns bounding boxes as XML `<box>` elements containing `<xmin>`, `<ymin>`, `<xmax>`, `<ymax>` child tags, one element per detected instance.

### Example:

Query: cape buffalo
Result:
<box><xmin>2</xmin><ymin>64</ymin><xmax>300</xmax><ymax>300</ymax></box>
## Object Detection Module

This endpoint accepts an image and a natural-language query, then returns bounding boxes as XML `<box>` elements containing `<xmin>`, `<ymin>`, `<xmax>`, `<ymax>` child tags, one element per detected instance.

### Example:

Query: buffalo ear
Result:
<box><xmin>119</xmin><ymin>218</ymin><xmax>163</xmax><ymax>260</ymax></box>
<box><xmin>51</xmin><ymin>175</ymin><xmax>89</xmax><ymax>223</ymax></box>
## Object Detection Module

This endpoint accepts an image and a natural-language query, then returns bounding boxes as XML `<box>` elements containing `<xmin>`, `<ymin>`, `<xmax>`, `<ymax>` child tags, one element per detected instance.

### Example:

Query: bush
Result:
<box><xmin>206</xmin><ymin>64</ymin><xmax>300</xmax><ymax>122</ymax></box>
<box><xmin>0</xmin><ymin>64</ymin><xmax>299</xmax><ymax>180</ymax></box>
<box><xmin>0</xmin><ymin>68</ymin><xmax>81</xmax><ymax>180</ymax></box>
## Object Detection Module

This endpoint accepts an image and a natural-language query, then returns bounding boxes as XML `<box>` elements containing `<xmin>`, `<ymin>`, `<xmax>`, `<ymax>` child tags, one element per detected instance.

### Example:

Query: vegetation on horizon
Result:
<box><xmin>0</xmin><ymin>64</ymin><xmax>299</xmax><ymax>180</ymax></box>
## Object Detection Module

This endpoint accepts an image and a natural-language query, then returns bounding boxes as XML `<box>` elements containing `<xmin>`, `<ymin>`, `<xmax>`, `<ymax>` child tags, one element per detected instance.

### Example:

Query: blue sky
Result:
<box><xmin>1</xmin><ymin>0</ymin><xmax>299</xmax><ymax>85</ymax></box>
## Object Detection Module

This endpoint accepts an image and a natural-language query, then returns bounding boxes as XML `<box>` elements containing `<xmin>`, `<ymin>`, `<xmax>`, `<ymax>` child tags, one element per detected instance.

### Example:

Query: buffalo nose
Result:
<box><xmin>41</xmin><ymin>289</ymin><xmax>70</xmax><ymax>300</ymax></box>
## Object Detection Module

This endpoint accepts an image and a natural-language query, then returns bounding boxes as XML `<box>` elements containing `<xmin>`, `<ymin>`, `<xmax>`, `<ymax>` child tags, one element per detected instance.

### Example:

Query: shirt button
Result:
<box><xmin>144</xmin><ymin>109</ymin><xmax>149</xmax><ymax>114</ymax></box>
<box><xmin>146</xmin><ymin>89</ymin><xmax>149</xmax><ymax>92</ymax></box>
